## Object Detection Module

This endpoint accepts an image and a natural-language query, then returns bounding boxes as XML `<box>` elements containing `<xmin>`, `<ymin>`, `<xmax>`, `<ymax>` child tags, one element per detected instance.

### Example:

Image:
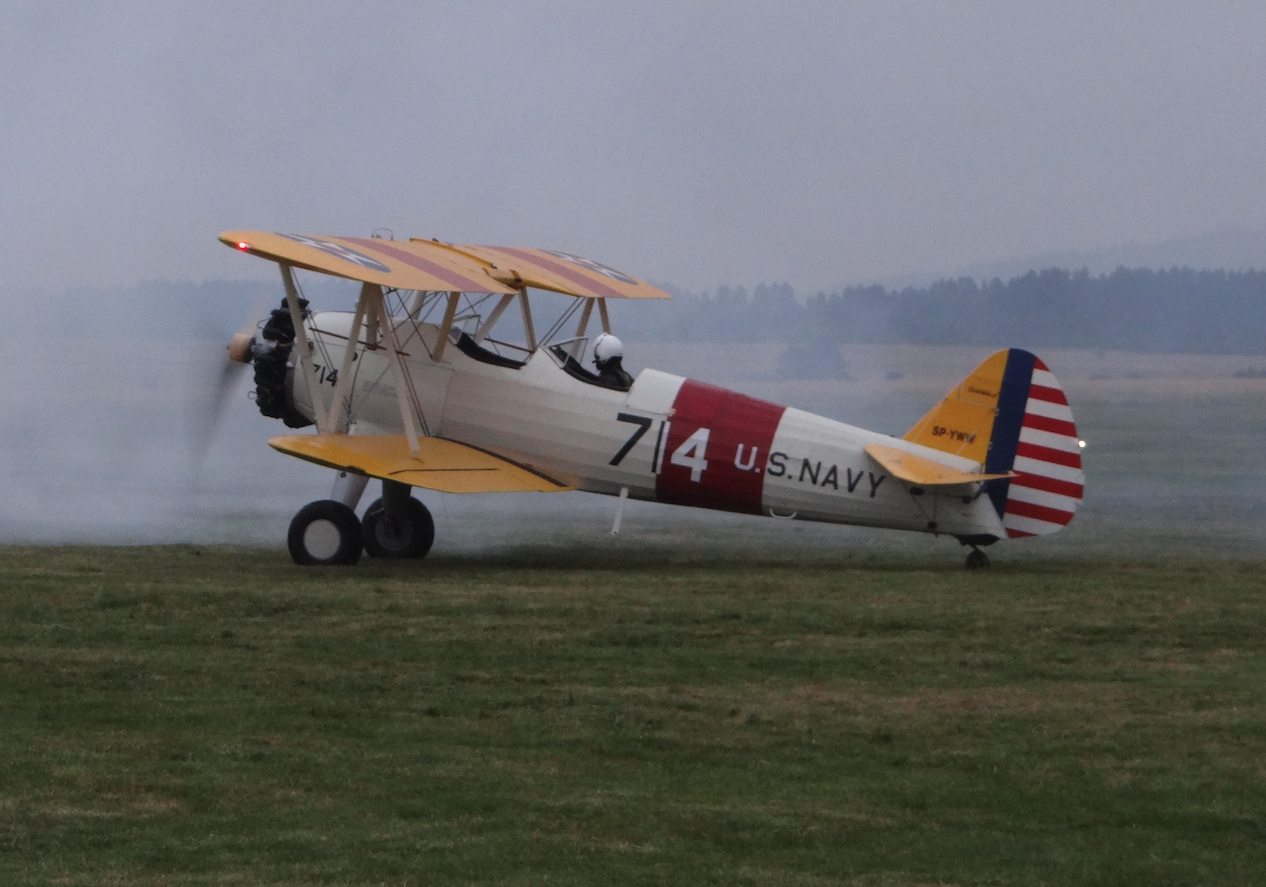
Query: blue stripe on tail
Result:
<box><xmin>983</xmin><ymin>348</ymin><xmax>1035</xmax><ymax>519</ymax></box>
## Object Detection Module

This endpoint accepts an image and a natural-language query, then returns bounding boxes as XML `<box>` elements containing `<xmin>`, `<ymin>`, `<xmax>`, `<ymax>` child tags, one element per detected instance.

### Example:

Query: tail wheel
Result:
<box><xmin>361</xmin><ymin>497</ymin><xmax>435</xmax><ymax>559</ymax></box>
<box><xmin>965</xmin><ymin>548</ymin><xmax>990</xmax><ymax>571</ymax></box>
<box><xmin>288</xmin><ymin>500</ymin><xmax>363</xmax><ymax>566</ymax></box>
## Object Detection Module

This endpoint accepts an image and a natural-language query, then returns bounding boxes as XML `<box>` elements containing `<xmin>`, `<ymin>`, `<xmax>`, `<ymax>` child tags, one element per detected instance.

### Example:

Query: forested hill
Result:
<box><xmin>10</xmin><ymin>266</ymin><xmax>1265</xmax><ymax>354</ymax></box>
<box><xmin>617</xmin><ymin>267</ymin><xmax>1266</xmax><ymax>354</ymax></box>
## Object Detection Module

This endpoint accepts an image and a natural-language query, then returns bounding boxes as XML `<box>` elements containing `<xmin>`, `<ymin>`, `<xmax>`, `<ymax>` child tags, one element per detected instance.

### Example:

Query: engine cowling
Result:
<box><xmin>231</xmin><ymin>300</ymin><xmax>313</xmax><ymax>429</ymax></box>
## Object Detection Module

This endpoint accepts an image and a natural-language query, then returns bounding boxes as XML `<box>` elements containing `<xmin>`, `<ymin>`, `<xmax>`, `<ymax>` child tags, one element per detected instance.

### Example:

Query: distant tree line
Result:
<box><xmin>616</xmin><ymin>267</ymin><xmax>1266</xmax><ymax>354</ymax></box>
<box><xmin>12</xmin><ymin>266</ymin><xmax>1265</xmax><ymax>354</ymax></box>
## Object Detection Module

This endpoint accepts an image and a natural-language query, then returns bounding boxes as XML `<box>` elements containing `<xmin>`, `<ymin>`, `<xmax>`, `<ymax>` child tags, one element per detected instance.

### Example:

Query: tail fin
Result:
<box><xmin>904</xmin><ymin>349</ymin><xmax>1084</xmax><ymax>537</ymax></box>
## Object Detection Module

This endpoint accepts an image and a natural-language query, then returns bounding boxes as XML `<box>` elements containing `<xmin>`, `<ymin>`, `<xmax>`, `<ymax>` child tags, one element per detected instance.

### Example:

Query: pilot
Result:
<box><xmin>592</xmin><ymin>333</ymin><xmax>633</xmax><ymax>389</ymax></box>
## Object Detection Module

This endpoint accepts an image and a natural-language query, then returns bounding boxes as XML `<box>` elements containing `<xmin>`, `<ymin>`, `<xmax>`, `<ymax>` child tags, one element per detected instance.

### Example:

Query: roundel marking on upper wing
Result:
<box><xmin>278</xmin><ymin>233</ymin><xmax>392</xmax><ymax>274</ymax></box>
<box><xmin>540</xmin><ymin>249</ymin><xmax>638</xmax><ymax>285</ymax></box>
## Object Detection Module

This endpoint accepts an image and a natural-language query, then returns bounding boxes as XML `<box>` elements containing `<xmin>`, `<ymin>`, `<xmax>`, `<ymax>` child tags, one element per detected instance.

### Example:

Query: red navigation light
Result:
<box><xmin>237</xmin><ymin>241</ymin><xmax>250</xmax><ymax>251</ymax></box>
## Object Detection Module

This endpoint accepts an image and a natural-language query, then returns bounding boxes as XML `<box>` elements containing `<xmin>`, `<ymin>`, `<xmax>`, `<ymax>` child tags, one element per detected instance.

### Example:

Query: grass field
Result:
<box><xmin>3</xmin><ymin>546</ymin><xmax>1265</xmax><ymax>885</ymax></box>
<box><xmin>2</xmin><ymin>341</ymin><xmax>1264</xmax><ymax>883</ymax></box>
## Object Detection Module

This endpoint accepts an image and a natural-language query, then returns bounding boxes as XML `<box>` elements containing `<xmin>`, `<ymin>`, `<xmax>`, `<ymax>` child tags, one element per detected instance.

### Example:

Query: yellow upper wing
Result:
<box><xmin>269</xmin><ymin>434</ymin><xmax>574</xmax><ymax>494</ymax></box>
<box><xmin>220</xmin><ymin>231</ymin><xmax>670</xmax><ymax>299</ymax></box>
<box><xmin>440</xmin><ymin>243</ymin><xmax>671</xmax><ymax>299</ymax></box>
<box><xmin>220</xmin><ymin>231</ymin><xmax>518</xmax><ymax>294</ymax></box>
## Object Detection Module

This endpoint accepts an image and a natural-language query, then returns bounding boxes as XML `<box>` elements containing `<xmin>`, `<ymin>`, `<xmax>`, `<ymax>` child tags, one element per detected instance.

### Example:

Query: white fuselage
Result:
<box><xmin>290</xmin><ymin>312</ymin><xmax>1008</xmax><ymax>540</ymax></box>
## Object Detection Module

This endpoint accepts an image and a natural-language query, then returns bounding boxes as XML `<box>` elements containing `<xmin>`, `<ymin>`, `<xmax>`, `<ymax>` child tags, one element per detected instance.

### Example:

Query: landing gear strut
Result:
<box><xmin>964</xmin><ymin>547</ymin><xmax>990</xmax><ymax>571</ymax></box>
<box><xmin>361</xmin><ymin>479</ymin><xmax>434</xmax><ymax>560</ymax></box>
<box><xmin>956</xmin><ymin>535</ymin><xmax>996</xmax><ymax>571</ymax></box>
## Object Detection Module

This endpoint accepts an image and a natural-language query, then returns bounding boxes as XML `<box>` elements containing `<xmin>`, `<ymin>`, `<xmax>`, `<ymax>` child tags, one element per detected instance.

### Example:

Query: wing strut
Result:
<box><xmin>431</xmin><ymin>291</ymin><xmax>460</xmax><ymax>363</ymax></box>
<box><xmin>406</xmin><ymin>289</ymin><xmax>428</xmax><ymax>318</ymax></box>
<box><xmin>474</xmin><ymin>293</ymin><xmax>516</xmax><ymax>344</ymax></box>
<box><xmin>329</xmin><ymin>283</ymin><xmax>372</xmax><ymax>432</ymax></box>
<box><xmin>367</xmin><ymin>284</ymin><xmax>423</xmax><ymax>454</ymax></box>
<box><xmin>518</xmin><ymin>288</ymin><xmax>537</xmax><ymax>351</ymax></box>
<box><xmin>280</xmin><ymin>262</ymin><xmax>331</xmax><ymax>434</ymax></box>
<box><xmin>597</xmin><ymin>297</ymin><xmax>611</xmax><ymax>334</ymax></box>
<box><xmin>570</xmin><ymin>298</ymin><xmax>595</xmax><ymax>359</ymax></box>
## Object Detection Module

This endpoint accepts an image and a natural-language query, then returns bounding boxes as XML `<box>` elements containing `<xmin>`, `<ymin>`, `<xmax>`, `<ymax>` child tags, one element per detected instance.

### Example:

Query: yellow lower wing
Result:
<box><xmin>269</xmin><ymin>435</ymin><xmax>573</xmax><ymax>494</ymax></box>
<box><xmin>864</xmin><ymin>444</ymin><xmax>1012</xmax><ymax>487</ymax></box>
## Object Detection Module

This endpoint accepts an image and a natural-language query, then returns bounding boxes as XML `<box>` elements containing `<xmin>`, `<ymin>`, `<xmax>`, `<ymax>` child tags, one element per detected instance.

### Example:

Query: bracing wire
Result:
<box><xmin>540</xmin><ymin>297</ymin><xmax>584</xmax><ymax>346</ymax></box>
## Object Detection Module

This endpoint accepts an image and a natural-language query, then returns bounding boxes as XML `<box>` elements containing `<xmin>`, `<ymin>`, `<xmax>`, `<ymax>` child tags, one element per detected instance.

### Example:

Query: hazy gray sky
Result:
<box><xmin>4</xmin><ymin>1</ymin><xmax>1265</xmax><ymax>294</ymax></box>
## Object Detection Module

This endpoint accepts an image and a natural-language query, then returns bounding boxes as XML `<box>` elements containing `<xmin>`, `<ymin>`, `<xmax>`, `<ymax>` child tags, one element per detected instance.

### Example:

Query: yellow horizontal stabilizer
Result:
<box><xmin>220</xmin><ymin>231</ymin><xmax>519</xmax><ymax>295</ymax></box>
<box><xmin>864</xmin><ymin>444</ymin><xmax>1012</xmax><ymax>487</ymax></box>
<box><xmin>269</xmin><ymin>434</ymin><xmax>573</xmax><ymax>494</ymax></box>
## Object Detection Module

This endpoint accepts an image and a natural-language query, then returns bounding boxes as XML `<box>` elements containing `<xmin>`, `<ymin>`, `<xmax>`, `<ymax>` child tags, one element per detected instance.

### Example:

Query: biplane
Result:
<box><xmin>217</xmin><ymin>231</ymin><xmax>1084</xmax><ymax>569</ymax></box>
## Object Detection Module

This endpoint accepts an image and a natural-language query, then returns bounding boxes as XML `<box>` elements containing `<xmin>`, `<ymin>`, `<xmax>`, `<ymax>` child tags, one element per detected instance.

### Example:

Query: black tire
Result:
<box><xmin>965</xmin><ymin>548</ymin><xmax>990</xmax><ymax>571</ymax></box>
<box><xmin>361</xmin><ymin>497</ymin><xmax>435</xmax><ymax>559</ymax></box>
<box><xmin>287</xmin><ymin>500</ymin><xmax>363</xmax><ymax>566</ymax></box>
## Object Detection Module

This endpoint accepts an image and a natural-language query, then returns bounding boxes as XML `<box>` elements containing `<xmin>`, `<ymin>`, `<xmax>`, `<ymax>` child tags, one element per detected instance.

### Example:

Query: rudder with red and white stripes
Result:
<box><xmin>984</xmin><ymin>351</ymin><xmax>1084</xmax><ymax>537</ymax></box>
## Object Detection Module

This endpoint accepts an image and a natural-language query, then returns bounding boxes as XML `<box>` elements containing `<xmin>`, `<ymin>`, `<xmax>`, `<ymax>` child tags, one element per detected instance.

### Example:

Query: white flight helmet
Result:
<box><xmin>593</xmin><ymin>333</ymin><xmax>624</xmax><ymax>364</ymax></box>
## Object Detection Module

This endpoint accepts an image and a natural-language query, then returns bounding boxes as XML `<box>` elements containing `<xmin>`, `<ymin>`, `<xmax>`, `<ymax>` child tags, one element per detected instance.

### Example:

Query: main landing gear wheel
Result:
<box><xmin>288</xmin><ymin>500</ymin><xmax>363</xmax><ymax>566</ymax></box>
<box><xmin>361</xmin><ymin>497</ymin><xmax>435</xmax><ymax>559</ymax></box>
<box><xmin>965</xmin><ymin>547</ymin><xmax>990</xmax><ymax>571</ymax></box>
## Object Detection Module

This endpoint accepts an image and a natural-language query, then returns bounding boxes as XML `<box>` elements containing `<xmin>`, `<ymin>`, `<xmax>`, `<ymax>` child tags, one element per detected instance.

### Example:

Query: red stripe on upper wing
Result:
<box><xmin>1027</xmin><ymin>384</ymin><xmax>1069</xmax><ymax>406</ymax></box>
<box><xmin>1015</xmin><ymin>441</ymin><xmax>1083</xmax><ymax>469</ymax></box>
<box><xmin>1023</xmin><ymin>413</ymin><xmax>1078</xmax><ymax>437</ymax></box>
<box><xmin>496</xmin><ymin>247</ymin><xmax>625</xmax><ymax>299</ymax></box>
<box><xmin>1010</xmin><ymin>472</ymin><xmax>1084</xmax><ymax>500</ymax></box>
<box><xmin>343</xmin><ymin>238</ymin><xmax>497</xmax><ymax>292</ymax></box>
<box><xmin>1006</xmin><ymin>498</ymin><xmax>1074</xmax><ymax>525</ymax></box>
